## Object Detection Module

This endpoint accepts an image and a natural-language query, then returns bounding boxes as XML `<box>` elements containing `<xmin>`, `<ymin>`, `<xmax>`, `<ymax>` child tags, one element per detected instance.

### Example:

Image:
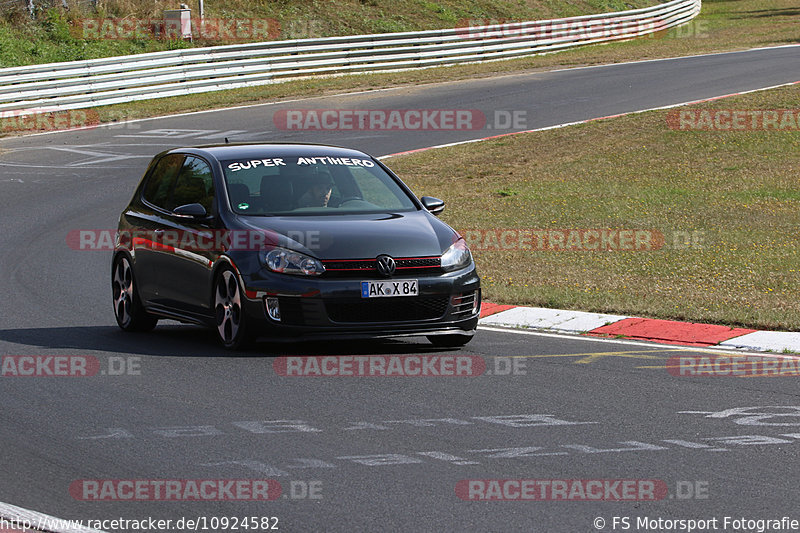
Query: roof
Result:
<box><xmin>168</xmin><ymin>143</ymin><xmax>373</xmax><ymax>160</ymax></box>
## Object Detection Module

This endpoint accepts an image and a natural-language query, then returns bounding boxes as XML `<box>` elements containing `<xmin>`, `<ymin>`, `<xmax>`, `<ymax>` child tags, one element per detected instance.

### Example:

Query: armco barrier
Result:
<box><xmin>0</xmin><ymin>0</ymin><xmax>700</xmax><ymax>115</ymax></box>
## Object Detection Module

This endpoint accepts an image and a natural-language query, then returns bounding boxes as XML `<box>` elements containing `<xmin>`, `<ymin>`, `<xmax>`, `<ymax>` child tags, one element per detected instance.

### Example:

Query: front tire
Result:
<box><xmin>112</xmin><ymin>255</ymin><xmax>158</xmax><ymax>332</ymax></box>
<box><xmin>427</xmin><ymin>334</ymin><xmax>473</xmax><ymax>348</ymax></box>
<box><xmin>214</xmin><ymin>267</ymin><xmax>253</xmax><ymax>350</ymax></box>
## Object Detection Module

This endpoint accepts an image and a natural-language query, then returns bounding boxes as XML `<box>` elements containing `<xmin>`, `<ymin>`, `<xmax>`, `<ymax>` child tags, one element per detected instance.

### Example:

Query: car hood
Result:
<box><xmin>235</xmin><ymin>210</ymin><xmax>458</xmax><ymax>259</ymax></box>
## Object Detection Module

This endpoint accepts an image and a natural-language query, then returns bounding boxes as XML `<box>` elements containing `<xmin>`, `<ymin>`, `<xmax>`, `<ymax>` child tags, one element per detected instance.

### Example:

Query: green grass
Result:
<box><xmin>386</xmin><ymin>84</ymin><xmax>800</xmax><ymax>331</ymax></box>
<box><xmin>0</xmin><ymin>11</ymin><xmax>192</xmax><ymax>66</ymax></box>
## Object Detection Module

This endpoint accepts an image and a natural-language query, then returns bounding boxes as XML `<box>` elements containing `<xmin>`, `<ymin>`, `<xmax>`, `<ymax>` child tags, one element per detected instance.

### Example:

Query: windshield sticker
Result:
<box><xmin>226</xmin><ymin>157</ymin><xmax>374</xmax><ymax>171</ymax></box>
<box><xmin>297</xmin><ymin>156</ymin><xmax>375</xmax><ymax>167</ymax></box>
<box><xmin>237</xmin><ymin>203</ymin><xmax>250</xmax><ymax>210</ymax></box>
<box><xmin>227</xmin><ymin>159</ymin><xmax>286</xmax><ymax>172</ymax></box>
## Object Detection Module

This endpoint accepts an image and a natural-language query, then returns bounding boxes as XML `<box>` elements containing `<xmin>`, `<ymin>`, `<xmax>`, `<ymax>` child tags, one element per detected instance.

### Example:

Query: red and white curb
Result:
<box><xmin>479</xmin><ymin>304</ymin><xmax>800</xmax><ymax>353</ymax></box>
<box><xmin>719</xmin><ymin>331</ymin><xmax>800</xmax><ymax>353</ymax></box>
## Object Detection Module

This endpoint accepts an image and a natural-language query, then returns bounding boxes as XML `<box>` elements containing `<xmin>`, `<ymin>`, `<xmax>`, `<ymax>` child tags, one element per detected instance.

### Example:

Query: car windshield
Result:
<box><xmin>221</xmin><ymin>154</ymin><xmax>418</xmax><ymax>215</ymax></box>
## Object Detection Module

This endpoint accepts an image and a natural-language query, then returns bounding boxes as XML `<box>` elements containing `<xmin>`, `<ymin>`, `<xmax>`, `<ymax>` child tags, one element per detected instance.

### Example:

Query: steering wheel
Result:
<box><xmin>336</xmin><ymin>196</ymin><xmax>363</xmax><ymax>207</ymax></box>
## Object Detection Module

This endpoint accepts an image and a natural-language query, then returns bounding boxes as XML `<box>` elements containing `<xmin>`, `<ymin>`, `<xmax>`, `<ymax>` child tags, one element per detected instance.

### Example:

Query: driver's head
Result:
<box><xmin>297</xmin><ymin>169</ymin><xmax>333</xmax><ymax>207</ymax></box>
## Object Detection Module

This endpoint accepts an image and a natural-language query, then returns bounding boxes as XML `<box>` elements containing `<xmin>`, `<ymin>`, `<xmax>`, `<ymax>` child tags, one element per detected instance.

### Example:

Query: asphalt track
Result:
<box><xmin>1</xmin><ymin>45</ymin><xmax>800</xmax><ymax>532</ymax></box>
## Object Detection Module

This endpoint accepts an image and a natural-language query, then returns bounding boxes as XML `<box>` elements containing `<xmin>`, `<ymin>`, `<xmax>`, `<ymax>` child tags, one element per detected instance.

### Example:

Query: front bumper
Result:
<box><xmin>239</xmin><ymin>265</ymin><xmax>480</xmax><ymax>340</ymax></box>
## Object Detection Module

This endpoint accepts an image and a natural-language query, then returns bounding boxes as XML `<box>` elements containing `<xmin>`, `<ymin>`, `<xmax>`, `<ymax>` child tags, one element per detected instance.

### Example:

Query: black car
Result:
<box><xmin>112</xmin><ymin>143</ymin><xmax>480</xmax><ymax>349</ymax></box>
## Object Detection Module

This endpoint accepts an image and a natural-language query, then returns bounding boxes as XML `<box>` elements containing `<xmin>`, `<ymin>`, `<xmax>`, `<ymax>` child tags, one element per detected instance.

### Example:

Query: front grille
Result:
<box><xmin>322</xmin><ymin>256</ymin><xmax>443</xmax><ymax>279</ymax></box>
<box><xmin>322</xmin><ymin>259</ymin><xmax>375</xmax><ymax>272</ymax></box>
<box><xmin>396</xmin><ymin>257</ymin><xmax>440</xmax><ymax>268</ymax></box>
<box><xmin>325</xmin><ymin>295</ymin><xmax>449</xmax><ymax>323</ymax></box>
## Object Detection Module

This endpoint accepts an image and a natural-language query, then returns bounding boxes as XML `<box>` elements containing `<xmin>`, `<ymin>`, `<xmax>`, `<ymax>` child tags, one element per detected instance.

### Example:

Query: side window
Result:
<box><xmin>168</xmin><ymin>156</ymin><xmax>215</xmax><ymax>212</ymax></box>
<box><xmin>142</xmin><ymin>154</ymin><xmax>184</xmax><ymax>209</ymax></box>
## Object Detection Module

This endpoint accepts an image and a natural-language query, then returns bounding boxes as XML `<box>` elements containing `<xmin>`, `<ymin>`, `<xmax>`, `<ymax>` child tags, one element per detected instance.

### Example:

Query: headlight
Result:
<box><xmin>264</xmin><ymin>247</ymin><xmax>325</xmax><ymax>276</ymax></box>
<box><xmin>441</xmin><ymin>239</ymin><xmax>472</xmax><ymax>272</ymax></box>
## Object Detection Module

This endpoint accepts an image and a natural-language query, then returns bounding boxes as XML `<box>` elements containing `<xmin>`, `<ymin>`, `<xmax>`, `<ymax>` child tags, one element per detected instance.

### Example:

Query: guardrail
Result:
<box><xmin>0</xmin><ymin>0</ymin><xmax>700</xmax><ymax>115</ymax></box>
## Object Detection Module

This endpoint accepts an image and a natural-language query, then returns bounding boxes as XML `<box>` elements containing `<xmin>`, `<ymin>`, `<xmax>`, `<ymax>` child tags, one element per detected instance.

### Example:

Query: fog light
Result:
<box><xmin>266</xmin><ymin>297</ymin><xmax>281</xmax><ymax>321</ymax></box>
<box><xmin>473</xmin><ymin>289</ymin><xmax>481</xmax><ymax>315</ymax></box>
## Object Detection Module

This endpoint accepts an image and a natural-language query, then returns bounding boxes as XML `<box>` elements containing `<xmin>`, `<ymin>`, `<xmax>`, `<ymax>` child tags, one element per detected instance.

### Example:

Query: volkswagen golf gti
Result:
<box><xmin>112</xmin><ymin>143</ymin><xmax>480</xmax><ymax>349</ymax></box>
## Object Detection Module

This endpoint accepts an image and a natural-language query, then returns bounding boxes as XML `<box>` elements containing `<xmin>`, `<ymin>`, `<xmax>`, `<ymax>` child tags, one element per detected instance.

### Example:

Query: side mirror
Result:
<box><xmin>420</xmin><ymin>196</ymin><xmax>445</xmax><ymax>216</ymax></box>
<box><xmin>173</xmin><ymin>203</ymin><xmax>208</xmax><ymax>218</ymax></box>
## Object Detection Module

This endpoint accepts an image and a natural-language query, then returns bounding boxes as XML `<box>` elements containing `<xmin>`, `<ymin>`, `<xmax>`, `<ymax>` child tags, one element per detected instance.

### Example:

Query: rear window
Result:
<box><xmin>220</xmin><ymin>155</ymin><xmax>417</xmax><ymax>215</ymax></box>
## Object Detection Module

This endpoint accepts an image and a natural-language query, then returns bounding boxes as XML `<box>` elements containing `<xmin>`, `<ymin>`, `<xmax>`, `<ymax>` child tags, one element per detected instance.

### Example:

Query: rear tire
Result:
<box><xmin>427</xmin><ymin>334</ymin><xmax>473</xmax><ymax>348</ymax></box>
<box><xmin>112</xmin><ymin>255</ymin><xmax>158</xmax><ymax>332</ymax></box>
<box><xmin>214</xmin><ymin>267</ymin><xmax>253</xmax><ymax>350</ymax></box>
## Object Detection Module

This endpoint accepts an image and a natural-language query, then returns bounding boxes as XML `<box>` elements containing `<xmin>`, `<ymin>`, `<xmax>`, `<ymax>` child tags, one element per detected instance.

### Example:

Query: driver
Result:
<box><xmin>296</xmin><ymin>170</ymin><xmax>334</xmax><ymax>207</ymax></box>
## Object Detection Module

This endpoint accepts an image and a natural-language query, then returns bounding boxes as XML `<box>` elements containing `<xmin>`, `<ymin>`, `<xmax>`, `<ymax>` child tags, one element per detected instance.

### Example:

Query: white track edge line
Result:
<box><xmin>379</xmin><ymin>79</ymin><xmax>800</xmax><ymax>158</ymax></box>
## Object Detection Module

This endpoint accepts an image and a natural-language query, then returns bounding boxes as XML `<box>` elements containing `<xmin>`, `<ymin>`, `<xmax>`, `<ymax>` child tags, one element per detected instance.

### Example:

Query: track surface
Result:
<box><xmin>1</xmin><ymin>46</ymin><xmax>800</xmax><ymax>532</ymax></box>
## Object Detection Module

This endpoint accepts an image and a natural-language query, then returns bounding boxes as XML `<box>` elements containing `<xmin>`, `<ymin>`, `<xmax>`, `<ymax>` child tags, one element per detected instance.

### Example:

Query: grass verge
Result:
<box><xmin>386</xmin><ymin>84</ymin><xmax>800</xmax><ymax>331</ymax></box>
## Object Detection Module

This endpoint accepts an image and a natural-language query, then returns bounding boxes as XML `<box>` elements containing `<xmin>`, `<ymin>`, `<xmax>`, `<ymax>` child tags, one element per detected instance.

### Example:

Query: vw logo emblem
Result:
<box><xmin>376</xmin><ymin>255</ymin><xmax>396</xmax><ymax>277</ymax></box>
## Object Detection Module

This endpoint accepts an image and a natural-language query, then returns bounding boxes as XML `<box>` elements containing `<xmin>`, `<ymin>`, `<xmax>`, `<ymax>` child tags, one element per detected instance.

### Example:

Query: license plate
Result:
<box><xmin>361</xmin><ymin>279</ymin><xmax>418</xmax><ymax>298</ymax></box>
